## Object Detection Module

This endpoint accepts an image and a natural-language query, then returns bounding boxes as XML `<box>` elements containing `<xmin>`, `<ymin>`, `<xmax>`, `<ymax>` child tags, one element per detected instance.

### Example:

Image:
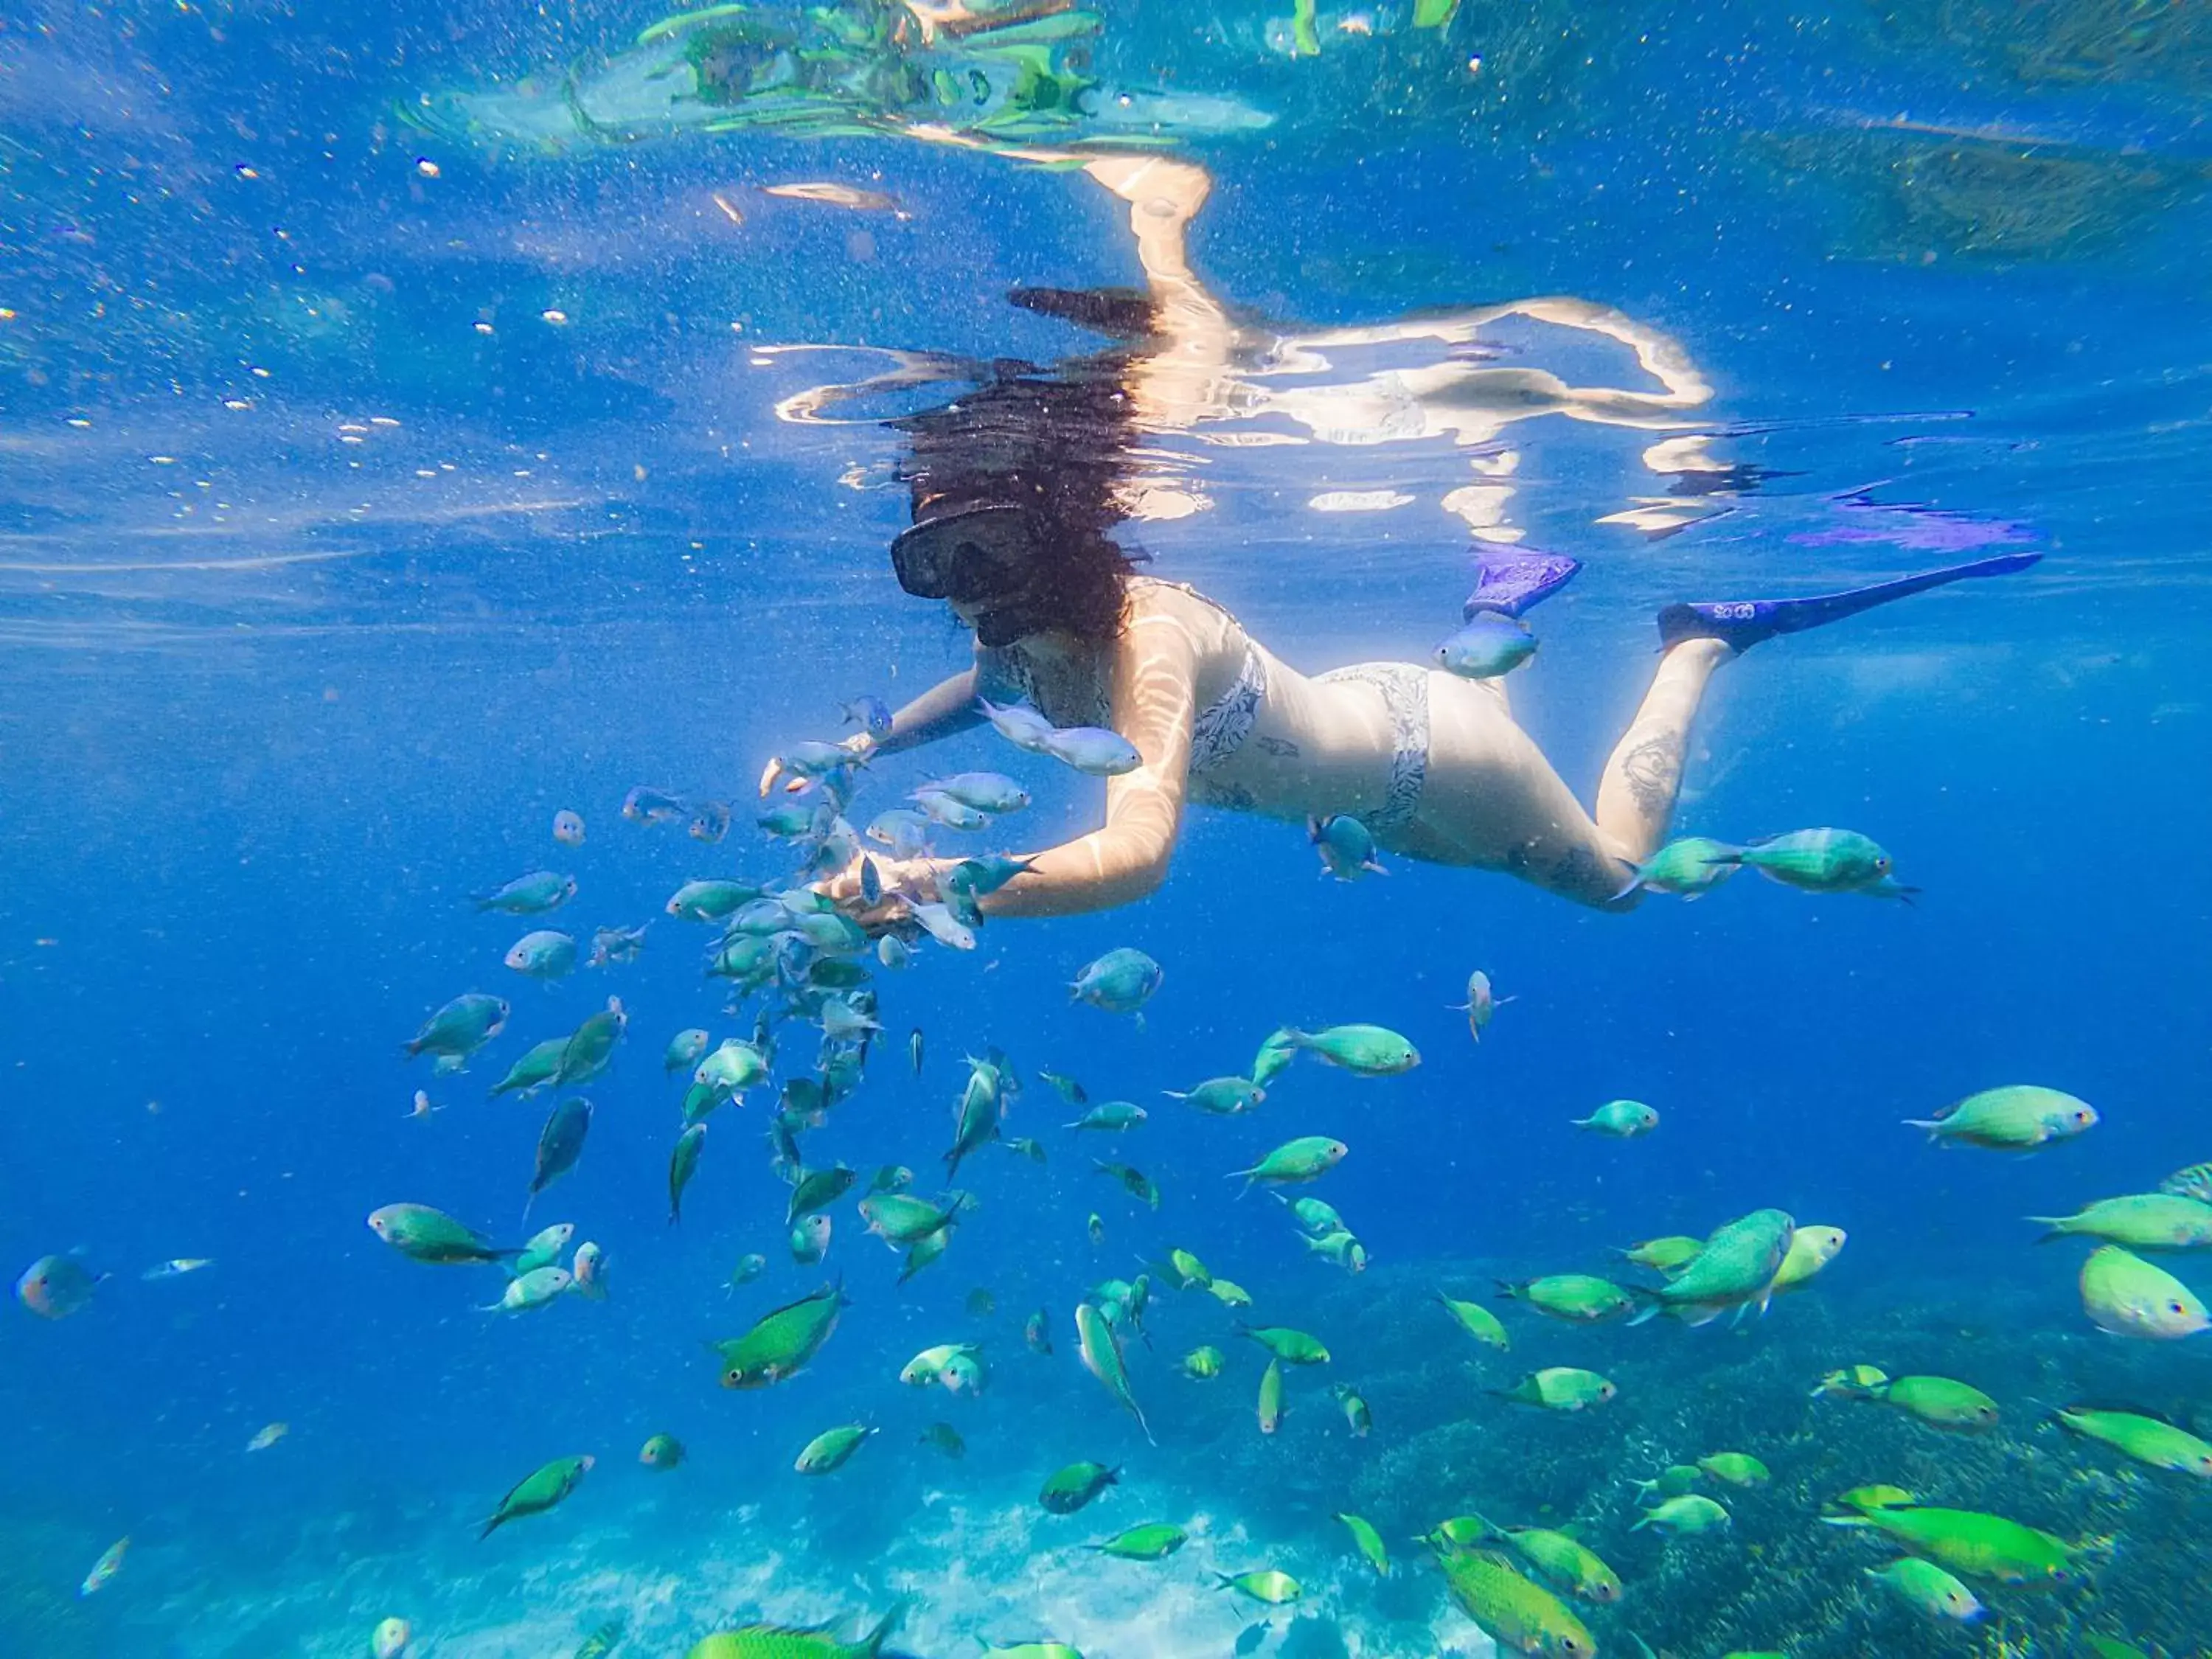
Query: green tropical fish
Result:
<box><xmin>686</xmin><ymin>1607</ymin><xmax>901</xmax><ymax>1659</ymax></box>
<box><xmin>794</xmin><ymin>1424</ymin><xmax>874</xmax><ymax>1475</ymax></box>
<box><xmin>1251</xmin><ymin>1028</ymin><xmax>1299</xmax><ymax>1088</ymax></box>
<box><xmin>1431</xmin><ymin>1546</ymin><xmax>1593</xmax><ymax>1657</ymax></box>
<box><xmin>1212</xmin><ymin>1570</ymin><xmax>1301</xmax><ymax>1604</ymax></box>
<box><xmin>785</xmin><ymin>1163</ymin><xmax>855</xmax><ymax>1225</ymax></box>
<box><xmin>1281</xmin><ymin>1024</ymin><xmax>1419</xmax><ymax>1075</ymax></box>
<box><xmin>1337</xmin><ymin>1512</ymin><xmax>1388</xmax><ymax>1575</ymax></box>
<box><xmin>1498</xmin><ymin>1273</ymin><xmax>1641</xmax><ymax>1324</ymax></box>
<box><xmin>1714</xmin><ymin>827</ymin><xmax>1913</xmax><ymax>897</ymax></box>
<box><xmin>2056</xmin><ymin>1406</ymin><xmax>2212</xmax><ymax>1476</ymax></box>
<box><xmin>1039</xmin><ymin>1461</ymin><xmax>1119</xmax><ymax>1514</ymax></box>
<box><xmin>407</xmin><ymin>992</ymin><xmax>510</xmax><ymax>1069</ymax></box>
<box><xmin>1648</xmin><ymin>1208</ymin><xmax>1794</xmax><ymax>1324</ymax></box>
<box><xmin>556</xmin><ymin>999</ymin><xmax>627</xmax><ymax>1085</ymax></box>
<box><xmin>1822</xmin><ymin>1503</ymin><xmax>2080</xmax><ymax>1586</ymax></box>
<box><xmin>1067</xmin><ymin>1101</ymin><xmax>1147</xmax><ymax>1132</ymax></box>
<box><xmin>712</xmin><ymin>1282</ymin><xmax>848</xmax><ymax>1389</ymax></box>
<box><xmin>1632</xmin><ymin>1494</ymin><xmax>1731</xmax><ymax>1536</ymax></box>
<box><xmin>2031</xmin><ymin>1193</ymin><xmax>2212</xmax><ymax>1250</ymax></box>
<box><xmin>2079</xmin><ymin>1243</ymin><xmax>2210</xmax><ymax>1338</ymax></box>
<box><xmin>1182</xmin><ymin>1344</ymin><xmax>1224</xmax><ymax>1380</ymax></box>
<box><xmin>479</xmin><ymin>1454</ymin><xmax>593</xmax><ymax>1539</ymax></box>
<box><xmin>1493</xmin><ymin>1367</ymin><xmax>1615</xmax><ymax>1412</ymax></box>
<box><xmin>1906</xmin><ymin>1083</ymin><xmax>2098</xmax><ymax>1150</ymax></box>
<box><xmin>1332</xmin><ymin>1383</ymin><xmax>1371</xmax><ymax>1437</ymax></box>
<box><xmin>1631</xmin><ymin>1465</ymin><xmax>1704</xmax><ymax>1501</ymax></box>
<box><xmin>1619</xmin><ymin>835</ymin><xmax>1741</xmax><ymax>898</ymax></box>
<box><xmin>1878</xmin><ymin>1375</ymin><xmax>2000</xmax><ymax>1431</ymax></box>
<box><xmin>668</xmin><ymin>1124</ymin><xmax>707</xmax><ymax>1224</ymax></box>
<box><xmin>1698</xmin><ymin>1452</ymin><xmax>1773</xmax><ymax>1488</ymax></box>
<box><xmin>490</xmin><ymin>1035</ymin><xmax>570</xmax><ymax>1098</ymax></box>
<box><xmin>1229</xmin><ymin>1136</ymin><xmax>1347</xmax><ymax>1192</ymax></box>
<box><xmin>1865</xmin><ymin>1557</ymin><xmax>1986</xmax><ymax>1624</ymax></box>
<box><xmin>1241</xmin><ymin>1325</ymin><xmax>1330</xmax><ymax>1365</ymax></box>
<box><xmin>366</xmin><ymin>1203</ymin><xmax>515</xmax><ymax>1267</ymax></box>
<box><xmin>1166</xmin><ymin>1077</ymin><xmax>1266</xmax><ymax>1115</ymax></box>
<box><xmin>1075</xmin><ymin>1301</ymin><xmax>1151</xmax><ymax>1442</ymax></box>
<box><xmin>1571</xmin><ymin>1099</ymin><xmax>1660</xmax><ymax>1138</ymax></box>
<box><xmin>1437</xmin><ymin>1291</ymin><xmax>1511</xmax><ymax>1349</ymax></box>
<box><xmin>1091</xmin><ymin>1522</ymin><xmax>1186</xmax><ymax>1560</ymax></box>
<box><xmin>1475</xmin><ymin>1520</ymin><xmax>1621</xmax><ymax>1605</ymax></box>
<box><xmin>1619</xmin><ymin>1235</ymin><xmax>1703</xmax><ymax>1274</ymax></box>
<box><xmin>1093</xmin><ymin>1161</ymin><xmax>1161</xmax><ymax>1208</ymax></box>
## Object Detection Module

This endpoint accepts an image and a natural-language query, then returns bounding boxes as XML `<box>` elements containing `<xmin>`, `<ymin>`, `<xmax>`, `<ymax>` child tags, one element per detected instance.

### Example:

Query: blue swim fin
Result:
<box><xmin>1658</xmin><ymin>552</ymin><xmax>2042</xmax><ymax>652</ymax></box>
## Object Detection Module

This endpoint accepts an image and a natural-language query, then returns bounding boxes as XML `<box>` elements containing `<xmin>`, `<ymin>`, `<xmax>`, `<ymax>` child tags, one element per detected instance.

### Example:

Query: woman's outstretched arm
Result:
<box><xmin>869</xmin><ymin>666</ymin><xmax>985</xmax><ymax>757</ymax></box>
<box><xmin>982</xmin><ymin>613</ymin><xmax>1197</xmax><ymax>917</ymax></box>
<box><xmin>835</xmin><ymin>616</ymin><xmax>1199</xmax><ymax>920</ymax></box>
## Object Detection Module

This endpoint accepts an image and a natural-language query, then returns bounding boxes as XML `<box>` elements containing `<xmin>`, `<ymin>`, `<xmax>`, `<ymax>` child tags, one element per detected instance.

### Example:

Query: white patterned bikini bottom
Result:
<box><xmin>1186</xmin><ymin>650</ymin><xmax>1430</xmax><ymax>837</ymax></box>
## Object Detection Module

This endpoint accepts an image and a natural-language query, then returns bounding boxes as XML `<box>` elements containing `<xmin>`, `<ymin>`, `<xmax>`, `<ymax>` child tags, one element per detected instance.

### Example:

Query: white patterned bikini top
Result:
<box><xmin>974</xmin><ymin>577</ymin><xmax>1267</xmax><ymax>781</ymax></box>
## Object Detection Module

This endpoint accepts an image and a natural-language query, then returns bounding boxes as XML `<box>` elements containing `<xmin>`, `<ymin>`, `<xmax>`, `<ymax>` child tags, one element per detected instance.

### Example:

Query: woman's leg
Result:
<box><xmin>1593</xmin><ymin>638</ymin><xmax>1731</xmax><ymax>866</ymax></box>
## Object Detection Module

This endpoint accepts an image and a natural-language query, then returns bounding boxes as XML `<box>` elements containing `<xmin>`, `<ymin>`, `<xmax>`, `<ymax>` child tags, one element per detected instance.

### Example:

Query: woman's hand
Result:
<box><xmin>817</xmin><ymin>852</ymin><xmax>945</xmax><ymax>932</ymax></box>
<box><xmin>757</xmin><ymin>731</ymin><xmax>877</xmax><ymax>798</ymax></box>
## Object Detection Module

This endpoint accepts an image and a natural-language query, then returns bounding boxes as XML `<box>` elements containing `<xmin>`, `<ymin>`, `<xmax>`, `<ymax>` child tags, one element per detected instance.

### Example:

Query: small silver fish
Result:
<box><xmin>140</xmin><ymin>1257</ymin><xmax>215</xmax><ymax>1281</ymax></box>
<box><xmin>841</xmin><ymin>695</ymin><xmax>894</xmax><ymax>739</ymax></box>
<box><xmin>688</xmin><ymin>801</ymin><xmax>732</xmax><ymax>843</ymax></box>
<box><xmin>622</xmin><ymin>785</ymin><xmax>686</xmax><ymax>824</ymax></box>
<box><xmin>1041</xmin><ymin>725</ymin><xmax>1142</xmax><ymax>776</ymax></box>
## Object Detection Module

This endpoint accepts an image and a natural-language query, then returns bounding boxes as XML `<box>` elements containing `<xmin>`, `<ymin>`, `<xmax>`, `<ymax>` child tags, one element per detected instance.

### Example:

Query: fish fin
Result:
<box><xmin>1819</xmin><ymin>1514</ymin><xmax>1871</xmax><ymax>1529</ymax></box>
<box><xmin>1624</xmin><ymin>1299</ymin><xmax>1661</xmax><ymax>1329</ymax></box>
<box><xmin>858</xmin><ymin>1600</ymin><xmax>908</xmax><ymax>1658</ymax></box>
<box><xmin>1608</xmin><ymin>871</ymin><xmax>1647</xmax><ymax>902</ymax></box>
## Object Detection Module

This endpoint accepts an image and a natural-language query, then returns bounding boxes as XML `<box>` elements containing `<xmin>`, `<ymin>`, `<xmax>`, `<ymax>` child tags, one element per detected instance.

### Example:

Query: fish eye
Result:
<box><xmin>2170</xmin><ymin>1301</ymin><xmax>2187</xmax><ymax>1314</ymax></box>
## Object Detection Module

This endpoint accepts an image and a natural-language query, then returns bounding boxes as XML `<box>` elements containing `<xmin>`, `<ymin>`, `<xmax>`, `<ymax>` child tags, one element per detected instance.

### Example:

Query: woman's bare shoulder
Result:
<box><xmin>1127</xmin><ymin>574</ymin><xmax>1244</xmax><ymax>639</ymax></box>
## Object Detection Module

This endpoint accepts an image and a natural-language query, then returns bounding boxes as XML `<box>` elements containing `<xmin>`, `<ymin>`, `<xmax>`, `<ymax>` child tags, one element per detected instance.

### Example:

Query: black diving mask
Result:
<box><xmin>890</xmin><ymin>504</ymin><xmax>1039</xmax><ymax>602</ymax></box>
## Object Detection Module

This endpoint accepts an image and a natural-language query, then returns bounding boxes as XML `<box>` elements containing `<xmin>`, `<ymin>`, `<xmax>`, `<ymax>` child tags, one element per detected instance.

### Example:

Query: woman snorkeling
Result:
<box><xmin>806</xmin><ymin>331</ymin><xmax>2035</xmax><ymax>920</ymax></box>
<box><xmin>764</xmin><ymin>151</ymin><xmax>2039</xmax><ymax>922</ymax></box>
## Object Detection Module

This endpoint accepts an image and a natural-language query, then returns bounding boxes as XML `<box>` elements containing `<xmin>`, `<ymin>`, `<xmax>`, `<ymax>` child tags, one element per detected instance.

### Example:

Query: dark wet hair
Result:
<box><xmin>888</xmin><ymin>290</ymin><xmax>1157</xmax><ymax>647</ymax></box>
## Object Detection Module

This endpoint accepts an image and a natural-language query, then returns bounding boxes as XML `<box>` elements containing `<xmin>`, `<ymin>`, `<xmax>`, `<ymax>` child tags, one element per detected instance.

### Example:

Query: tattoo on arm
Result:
<box><xmin>1619</xmin><ymin>732</ymin><xmax>1685</xmax><ymax>819</ymax></box>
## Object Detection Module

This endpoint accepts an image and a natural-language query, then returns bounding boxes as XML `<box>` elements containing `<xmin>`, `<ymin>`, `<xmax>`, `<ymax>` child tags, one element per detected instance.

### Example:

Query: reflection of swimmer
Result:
<box><xmin>788</xmin><ymin>152</ymin><xmax>1751</xmax><ymax>541</ymax></box>
<box><xmin>820</xmin><ymin>351</ymin><xmax>2036</xmax><ymax>917</ymax></box>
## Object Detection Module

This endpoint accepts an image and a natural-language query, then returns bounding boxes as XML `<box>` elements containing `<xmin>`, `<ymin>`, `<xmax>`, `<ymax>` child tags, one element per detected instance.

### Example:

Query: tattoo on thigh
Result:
<box><xmin>1619</xmin><ymin>732</ymin><xmax>1684</xmax><ymax>818</ymax></box>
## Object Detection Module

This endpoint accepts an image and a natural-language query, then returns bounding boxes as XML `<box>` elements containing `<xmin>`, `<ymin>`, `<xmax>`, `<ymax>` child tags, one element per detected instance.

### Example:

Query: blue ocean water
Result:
<box><xmin>4</xmin><ymin>1</ymin><xmax>2211</xmax><ymax>1655</ymax></box>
